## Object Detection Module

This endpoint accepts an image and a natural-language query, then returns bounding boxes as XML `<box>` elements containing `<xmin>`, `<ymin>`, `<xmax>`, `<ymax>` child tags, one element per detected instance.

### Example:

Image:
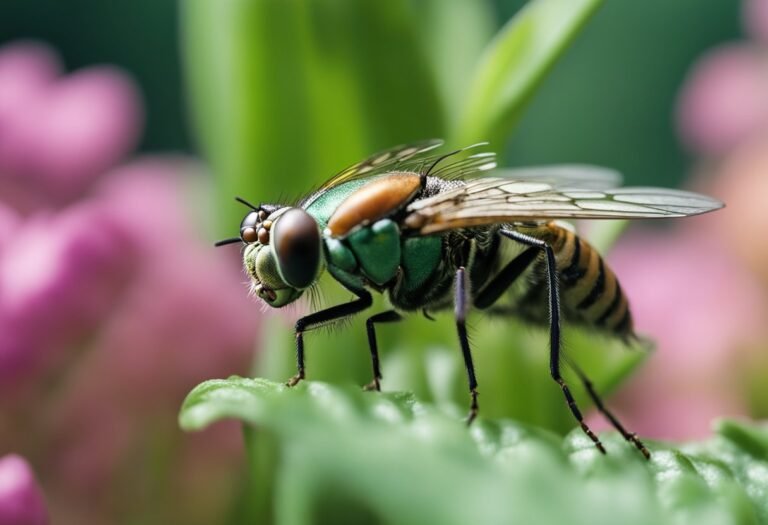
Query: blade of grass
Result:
<box><xmin>454</xmin><ymin>0</ymin><xmax>604</xmax><ymax>148</ymax></box>
<box><xmin>412</xmin><ymin>0</ymin><xmax>496</xmax><ymax>131</ymax></box>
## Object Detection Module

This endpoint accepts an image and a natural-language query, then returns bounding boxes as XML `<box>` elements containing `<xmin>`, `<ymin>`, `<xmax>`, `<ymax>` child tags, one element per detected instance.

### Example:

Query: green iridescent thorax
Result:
<box><xmin>303</xmin><ymin>177</ymin><xmax>444</xmax><ymax>298</ymax></box>
<box><xmin>303</xmin><ymin>179</ymin><xmax>372</xmax><ymax>228</ymax></box>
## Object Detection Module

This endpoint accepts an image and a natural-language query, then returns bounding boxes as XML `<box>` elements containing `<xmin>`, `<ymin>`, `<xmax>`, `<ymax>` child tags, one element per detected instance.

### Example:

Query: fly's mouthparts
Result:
<box><xmin>253</xmin><ymin>283</ymin><xmax>277</xmax><ymax>302</ymax></box>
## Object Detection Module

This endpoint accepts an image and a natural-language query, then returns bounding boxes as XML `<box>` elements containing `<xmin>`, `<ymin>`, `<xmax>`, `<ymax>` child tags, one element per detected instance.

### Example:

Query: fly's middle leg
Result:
<box><xmin>363</xmin><ymin>310</ymin><xmax>402</xmax><ymax>391</ymax></box>
<box><xmin>454</xmin><ymin>267</ymin><xmax>479</xmax><ymax>424</ymax></box>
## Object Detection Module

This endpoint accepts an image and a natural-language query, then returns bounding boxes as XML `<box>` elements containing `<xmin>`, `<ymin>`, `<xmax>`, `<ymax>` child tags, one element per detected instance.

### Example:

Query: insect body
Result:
<box><xmin>216</xmin><ymin>140</ymin><xmax>723</xmax><ymax>459</ymax></box>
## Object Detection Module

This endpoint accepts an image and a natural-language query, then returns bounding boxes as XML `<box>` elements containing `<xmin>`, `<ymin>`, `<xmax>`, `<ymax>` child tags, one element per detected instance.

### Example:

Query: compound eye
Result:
<box><xmin>272</xmin><ymin>208</ymin><xmax>321</xmax><ymax>289</ymax></box>
<box><xmin>240</xmin><ymin>211</ymin><xmax>261</xmax><ymax>243</ymax></box>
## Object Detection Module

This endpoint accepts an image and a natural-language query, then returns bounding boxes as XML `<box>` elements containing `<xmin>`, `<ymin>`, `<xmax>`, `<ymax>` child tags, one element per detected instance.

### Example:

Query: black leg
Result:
<box><xmin>564</xmin><ymin>356</ymin><xmax>651</xmax><ymax>459</ymax></box>
<box><xmin>455</xmin><ymin>267</ymin><xmax>479</xmax><ymax>424</ymax></box>
<box><xmin>363</xmin><ymin>310</ymin><xmax>402</xmax><ymax>391</ymax></box>
<box><xmin>288</xmin><ymin>290</ymin><xmax>373</xmax><ymax>386</ymax></box>
<box><xmin>499</xmin><ymin>229</ymin><xmax>606</xmax><ymax>455</ymax></box>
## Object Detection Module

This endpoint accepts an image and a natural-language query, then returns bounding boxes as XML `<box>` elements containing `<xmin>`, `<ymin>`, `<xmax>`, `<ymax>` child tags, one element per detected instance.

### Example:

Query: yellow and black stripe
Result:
<box><xmin>535</xmin><ymin>223</ymin><xmax>633</xmax><ymax>337</ymax></box>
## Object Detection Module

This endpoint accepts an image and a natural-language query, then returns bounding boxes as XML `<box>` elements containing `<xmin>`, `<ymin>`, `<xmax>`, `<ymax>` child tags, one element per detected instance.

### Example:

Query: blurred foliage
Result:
<box><xmin>455</xmin><ymin>0</ymin><xmax>603</xmax><ymax>146</ymax></box>
<box><xmin>181</xmin><ymin>0</ymin><xmax>622</xmax><ymax>226</ymax></box>
<box><xmin>182</xmin><ymin>0</ymin><xmax>444</xmax><ymax>217</ymax></box>
<box><xmin>0</xmin><ymin>0</ymin><xmax>740</xmax><ymax>186</ymax></box>
<box><xmin>181</xmin><ymin>378</ymin><xmax>768</xmax><ymax>525</ymax></box>
<box><xmin>504</xmin><ymin>0</ymin><xmax>741</xmax><ymax>187</ymax></box>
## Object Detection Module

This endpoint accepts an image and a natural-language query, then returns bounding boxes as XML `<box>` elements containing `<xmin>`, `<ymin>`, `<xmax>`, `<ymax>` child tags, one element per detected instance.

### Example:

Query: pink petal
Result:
<box><xmin>0</xmin><ymin>40</ymin><xmax>143</xmax><ymax>205</ymax></box>
<box><xmin>0</xmin><ymin>42</ymin><xmax>61</xmax><ymax>181</ymax></box>
<box><xmin>677</xmin><ymin>45</ymin><xmax>768</xmax><ymax>156</ymax></box>
<box><xmin>599</xmin><ymin>226</ymin><xmax>765</xmax><ymax>439</ymax></box>
<box><xmin>744</xmin><ymin>0</ymin><xmax>768</xmax><ymax>44</ymax></box>
<box><xmin>0</xmin><ymin>41</ymin><xmax>60</xmax><ymax>118</ymax></box>
<box><xmin>31</xmin><ymin>68</ymin><xmax>143</xmax><ymax>195</ymax></box>
<box><xmin>0</xmin><ymin>202</ymin><xmax>139</xmax><ymax>388</ymax></box>
<box><xmin>711</xmin><ymin>137</ymin><xmax>768</xmax><ymax>284</ymax></box>
<box><xmin>0</xmin><ymin>454</ymin><xmax>48</xmax><ymax>525</ymax></box>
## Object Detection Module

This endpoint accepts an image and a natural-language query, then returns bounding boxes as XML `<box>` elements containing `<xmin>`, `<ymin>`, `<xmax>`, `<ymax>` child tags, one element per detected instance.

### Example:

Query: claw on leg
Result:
<box><xmin>465</xmin><ymin>388</ymin><xmax>479</xmax><ymax>425</ymax></box>
<box><xmin>363</xmin><ymin>377</ymin><xmax>381</xmax><ymax>392</ymax></box>
<box><xmin>286</xmin><ymin>371</ymin><xmax>305</xmax><ymax>387</ymax></box>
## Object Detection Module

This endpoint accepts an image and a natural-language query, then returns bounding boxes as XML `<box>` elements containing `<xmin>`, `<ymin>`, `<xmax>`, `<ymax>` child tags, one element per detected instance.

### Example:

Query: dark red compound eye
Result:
<box><xmin>272</xmin><ymin>208</ymin><xmax>321</xmax><ymax>289</ymax></box>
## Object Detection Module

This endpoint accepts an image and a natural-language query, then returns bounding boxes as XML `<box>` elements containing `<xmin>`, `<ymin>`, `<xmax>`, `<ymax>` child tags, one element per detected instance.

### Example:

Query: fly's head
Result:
<box><xmin>238</xmin><ymin>205</ymin><xmax>323</xmax><ymax>308</ymax></box>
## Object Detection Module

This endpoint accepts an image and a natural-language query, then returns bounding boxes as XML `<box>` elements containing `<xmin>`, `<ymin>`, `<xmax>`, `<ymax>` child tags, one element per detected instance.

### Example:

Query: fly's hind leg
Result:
<box><xmin>564</xmin><ymin>356</ymin><xmax>651</xmax><ymax>459</ymax></box>
<box><xmin>498</xmin><ymin>229</ymin><xmax>607</xmax><ymax>455</ymax></box>
<box><xmin>363</xmin><ymin>310</ymin><xmax>402</xmax><ymax>391</ymax></box>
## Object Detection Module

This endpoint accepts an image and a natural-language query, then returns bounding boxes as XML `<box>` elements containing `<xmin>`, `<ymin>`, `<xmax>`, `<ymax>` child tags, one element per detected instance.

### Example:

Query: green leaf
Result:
<box><xmin>249</xmin><ymin>311</ymin><xmax>649</xmax><ymax>435</ymax></box>
<box><xmin>379</xmin><ymin>319</ymin><xmax>649</xmax><ymax>433</ymax></box>
<box><xmin>181</xmin><ymin>378</ymin><xmax>768</xmax><ymax>525</ymax></box>
<box><xmin>454</xmin><ymin>0</ymin><xmax>604</xmax><ymax>147</ymax></box>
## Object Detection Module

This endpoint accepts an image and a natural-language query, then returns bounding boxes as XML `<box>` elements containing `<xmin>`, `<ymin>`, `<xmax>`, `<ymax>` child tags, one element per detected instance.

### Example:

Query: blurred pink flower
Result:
<box><xmin>0</xmin><ymin>204</ymin><xmax>20</xmax><ymax>250</ymax></box>
<box><xmin>676</xmin><ymin>44</ymin><xmax>768</xmax><ymax>156</ymax></box>
<box><xmin>0</xmin><ymin>42</ymin><xmax>141</xmax><ymax>208</ymax></box>
<box><xmin>596</xmin><ymin>225</ymin><xmax>767</xmax><ymax>440</ymax></box>
<box><xmin>633</xmin><ymin>0</ymin><xmax>768</xmax><ymax>440</ymax></box>
<box><xmin>0</xmin><ymin>454</ymin><xmax>48</xmax><ymax>525</ymax></box>
<box><xmin>744</xmin><ymin>0</ymin><xmax>768</xmax><ymax>44</ymax></box>
<box><xmin>0</xmin><ymin>202</ymin><xmax>138</xmax><ymax>393</ymax></box>
<box><xmin>0</xmin><ymin>43</ymin><xmax>60</xmax><ymax>135</ymax></box>
<box><xmin>9</xmin><ymin>159</ymin><xmax>259</xmax><ymax>520</ymax></box>
<box><xmin>0</xmin><ymin>39</ymin><xmax>259</xmax><ymax>524</ymax></box>
<box><xmin>710</xmin><ymin>137</ymin><xmax>768</xmax><ymax>284</ymax></box>
<box><xmin>93</xmin><ymin>160</ymin><xmax>259</xmax><ymax>392</ymax></box>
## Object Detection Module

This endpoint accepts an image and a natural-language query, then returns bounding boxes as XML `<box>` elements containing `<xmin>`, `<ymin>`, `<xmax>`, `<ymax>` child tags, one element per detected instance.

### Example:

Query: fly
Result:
<box><xmin>215</xmin><ymin>140</ymin><xmax>723</xmax><ymax>459</ymax></box>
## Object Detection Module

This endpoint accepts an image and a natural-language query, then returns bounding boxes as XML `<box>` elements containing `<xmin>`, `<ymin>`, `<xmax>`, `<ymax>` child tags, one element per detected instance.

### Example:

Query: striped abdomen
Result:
<box><xmin>524</xmin><ymin>222</ymin><xmax>633</xmax><ymax>338</ymax></box>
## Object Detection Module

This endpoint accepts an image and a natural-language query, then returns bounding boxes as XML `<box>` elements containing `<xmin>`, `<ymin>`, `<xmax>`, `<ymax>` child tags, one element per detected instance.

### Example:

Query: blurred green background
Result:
<box><xmin>0</xmin><ymin>0</ymin><xmax>739</xmax><ymax>184</ymax></box>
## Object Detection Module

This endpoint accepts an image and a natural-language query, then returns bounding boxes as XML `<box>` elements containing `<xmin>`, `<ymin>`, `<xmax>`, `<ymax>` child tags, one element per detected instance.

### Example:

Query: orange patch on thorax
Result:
<box><xmin>327</xmin><ymin>172</ymin><xmax>421</xmax><ymax>237</ymax></box>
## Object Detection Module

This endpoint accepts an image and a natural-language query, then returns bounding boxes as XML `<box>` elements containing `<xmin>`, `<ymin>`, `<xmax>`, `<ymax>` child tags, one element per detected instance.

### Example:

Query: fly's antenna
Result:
<box><xmin>424</xmin><ymin>142</ymin><xmax>490</xmax><ymax>177</ymax></box>
<box><xmin>214</xmin><ymin>237</ymin><xmax>242</xmax><ymax>247</ymax></box>
<box><xmin>214</xmin><ymin>196</ymin><xmax>258</xmax><ymax>247</ymax></box>
<box><xmin>235</xmin><ymin>196</ymin><xmax>259</xmax><ymax>210</ymax></box>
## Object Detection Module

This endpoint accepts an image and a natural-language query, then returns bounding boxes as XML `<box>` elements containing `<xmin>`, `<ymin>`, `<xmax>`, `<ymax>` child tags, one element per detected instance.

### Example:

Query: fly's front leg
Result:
<box><xmin>455</xmin><ymin>267</ymin><xmax>479</xmax><ymax>424</ymax></box>
<box><xmin>288</xmin><ymin>290</ymin><xmax>373</xmax><ymax>386</ymax></box>
<box><xmin>499</xmin><ymin>229</ymin><xmax>606</xmax><ymax>455</ymax></box>
<box><xmin>363</xmin><ymin>310</ymin><xmax>402</xmax><ymax>391</ymax></box>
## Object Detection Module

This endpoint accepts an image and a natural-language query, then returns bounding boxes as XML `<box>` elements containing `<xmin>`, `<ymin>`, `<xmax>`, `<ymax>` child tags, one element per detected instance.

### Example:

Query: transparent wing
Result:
<box><xmin>488</xmin><ymin>165</ymin><xmax>623</xmax><ymax>189</ymax></box>
<box><xmin>317</xmin><ymin>139</ymin><xmax>444</xmax><ymax>192</ymax></box>
<box><xmin>427</xmin><ymin>149</ymin><xmax>497</xmax><ymax>180</ymax></box>
<box><xmin>303</xmin><ymin>140</ymin><xmax>497</xmax><ymax>207</ymax></box>
<box><xmin>404</xmin><ymin>177</ymin><xmax>724</xmax><ymax>234</ymax></box>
